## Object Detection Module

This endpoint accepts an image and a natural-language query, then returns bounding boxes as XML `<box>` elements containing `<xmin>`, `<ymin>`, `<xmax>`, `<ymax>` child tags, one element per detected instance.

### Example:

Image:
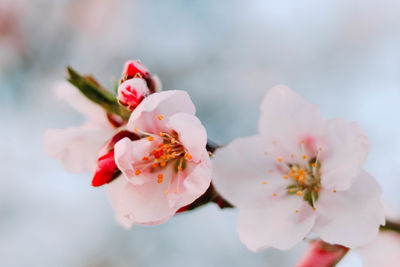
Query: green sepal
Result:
<box><xmin>66</xmin><ymin>66</ymin><xmax>130</xmax><ymax>121</ymax></box>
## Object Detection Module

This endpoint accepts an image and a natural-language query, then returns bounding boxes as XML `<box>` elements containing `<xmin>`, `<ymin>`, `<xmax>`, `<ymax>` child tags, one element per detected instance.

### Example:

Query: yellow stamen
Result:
<box><xmin>312</xmin><ymin>163</ymin><xmax>316</xmax><ymax>167</ymax></box>
<box><xmin>283</xmin><ymin>175</ymin><xmax>289</xmax><ymax>179</ymax></box>
<box><xmin>147</xmin><ymin>136</ymin><xmax>154</xmax><ymax>141</ymax></box>
<box><xmin>296</xmin><ymin>190</ymin><xmax>303</xmax><ymax>196</ymax></box>
<box><xmin>177</xmin><ymin>165</ymin><xmax>183</xmax><ymax>171</ymax></box>
<box><xmin>296</xmin><ymin>210</ymin><xmax>299</xmax><ymax>213</ymax></box>
<box><xmin>333</xmin><ymin>189</ymin><xmax>337</xmax><ymax>193</ymax></box>
<box><xmin>134</xmin><ymin>127</ymin><xmax>138</xmax><ymax>132</ymax></box>
<box><xmin>135</xmin><ymin>170</ymin><xmax>141</xmax><ymax>176</ymax></box>
<box><xmin>160</xmin><ymin>132</ymin><xmax>165</xmax><ymax>137</ymax></box>
<box><xmin>262</xmin><ymin>181</ymin><xmax>267</xmax><ymax>185</ymax></box>
<box><xmin>171</xmin><ymin>138</ymin><xmax>176</xmax><ymax>144</ymax></box>
<box><xmin>160</xmin><ymin>161</ymin><xmax>166</xmax><ymax>167</ymax></box>
<box><xmin>157</xmin><ymin>115</ymin><xmax>163</xmax><ymax>120</ymax></box>
<box><xmin>273</xmin><ymin>193</ymin><xmax>277</xmax><ymax>197</ymax></box>
<box><xmin>302</xmin><ymin>154</ymin><xmax>307</xmax><ymax>160</ymax></box>
<box><xmin>277</xmin><ymin>157</ymin><xmax>283</xmax><ymax>163</ymax></box>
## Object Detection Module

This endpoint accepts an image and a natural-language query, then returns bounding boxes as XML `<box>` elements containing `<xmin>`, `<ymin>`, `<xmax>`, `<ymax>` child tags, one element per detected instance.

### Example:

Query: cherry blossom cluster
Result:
<box><xmin>44</xmin><ymin>60</ymin><xmax>398</xmax><ymax>266</ymax></box>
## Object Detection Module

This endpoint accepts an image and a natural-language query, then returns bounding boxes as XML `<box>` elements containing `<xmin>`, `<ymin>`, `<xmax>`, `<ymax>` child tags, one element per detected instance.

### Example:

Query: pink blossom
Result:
<box><xmin>212</xmin><ymin>86</ymin><xmax>384</xmax><ymax>251</ymax></box>
<box><xmin>108</xmin><ymin>90</ymin><xmax>211</xmax><ymax>227</ymax></box>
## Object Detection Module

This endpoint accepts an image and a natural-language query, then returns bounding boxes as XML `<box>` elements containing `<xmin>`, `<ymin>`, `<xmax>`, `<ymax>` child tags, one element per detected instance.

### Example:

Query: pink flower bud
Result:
<box><xmin>117</xmin><ymin>78</ymin><xmax>150</xmax><ymax>111</ymax></box>
<box><xmin>122</xmin><ymin>60</ymin><xmax>157</xmax><ymax>92</ymax></box>
<box><xmin>295</xmin><ymin>240</ymin><xmax>349</xmax><ymax>267</ymax></box>
<box><xmin>123</xmin><ymin>60</ymin><xmax>150</xmax><ymax>79</ymax></box>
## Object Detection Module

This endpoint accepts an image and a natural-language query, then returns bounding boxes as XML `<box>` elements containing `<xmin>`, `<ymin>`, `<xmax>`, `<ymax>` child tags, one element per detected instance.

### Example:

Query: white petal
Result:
<box><xmin>167</xmin><ymin>150</ymin><xmax>212</xmax><ymax>209</ymax></box>
<box><xmin>320</xmin><ymin>118</ymin><xmax>370</xmax><ymax>190</ymax></box>
<box><xmin>43</xmin><ymin>126</ymin><xmax>113</xmax><ymax>173</ymax></box>
<box><xmin>127</xmin><ymin>90</ymin><xmax>196</xmax><ymax>133</ymax></box>
<box><xmin>238</xmin><ymin>197</ymin><xmax>316</xmax><ymax>251</ymax></box>
<box><xmin>166</xmin><ymin>113</ymin><xmax>207</xmax><ymax>162</ymax></box>
<box><xmin>106</xmin><ymin>176</ymin><xmax>176</xmax><ymax>227</ymax></box>
<box><xmin>55</xmin><ymin>81</ymin><xmax>111</xmax><ymax>128</ymax></box>
<box><xmin>258</xmin><ymin>85</ymin><xmax>325</xmax><ymax>155</ymax></box>
<box><xmin>212</xmin><ymin>135</ymin><xmax>289</xmax><ymax>209</ymax></box>
<box><xmin>357</xmin><ymin>231</ymin><xmax>400</xmax><ymax>267</ymax></box>
<box><xmin>313</xmin><ymin>171</ymin><xmax>385</xmax><ymax>248</ymax></box>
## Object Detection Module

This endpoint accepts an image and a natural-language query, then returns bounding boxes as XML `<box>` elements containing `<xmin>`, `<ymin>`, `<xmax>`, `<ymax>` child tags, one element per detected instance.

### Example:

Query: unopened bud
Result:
<box><xmin>118</xmin><ymin>78</ymin><xmax>150</xmax><ymax>111</ymax></box>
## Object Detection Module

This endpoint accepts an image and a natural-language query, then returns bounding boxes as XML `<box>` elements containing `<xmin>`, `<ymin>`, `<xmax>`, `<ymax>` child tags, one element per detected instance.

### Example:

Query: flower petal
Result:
<box><xmin>357</xmin><ymin>231</ymin><xmax>400</xmax><ymax>267</ymax></box>
<box><xmin>166</xmin><ymin>113</ymin><xmax>207</xmax><ymax>162</ymax></box>
<box><xmin>320</xmin><ymin>118</ymin><xmax>370</xmax><ymax>190</ymax></box>
<box><xmin>313</xmin><ymin>171</ymin><xmax>385</xmax><ymax>248</ymax></box>
<box><xmin>106</xmin><ymin>176</ymin><xmax>176</xmax><ymax>227</ymax></box>
<box><xmin>238</xmin><ymin>197</ymin><xmax>316</xmax><ymax>251</ymax></box>
<box><xmin>258</xmin><ymin>85</ymin><xmax>325</xmax><ymax>158</ymax></box>
<box><xmin>127</xmin><ymin>90</ymin><xmax>196</xmax><ymax>133</ymax></box>
<box><xmin>55</xmin><ymin>81</ymin><xmax>112</xmax><ymax>128</ymax></box>
<box><xmin>166</xmin><ymin>150</ymin><xmax>212</xmax><ymax>209</ymax></box>
<box><xmin>212</xmin><ymin>135</ymin><xmax>289</xmax><ymax>209</ymax></box>
<box><xmin>114</xmin><ymin>137</ymin><xmax>162</xmax><ymax>185</ymax></box>
<box><xmin>43</xmin><ymin>126</ymin><xmax>113</xmax><ymax>173</ymax></box>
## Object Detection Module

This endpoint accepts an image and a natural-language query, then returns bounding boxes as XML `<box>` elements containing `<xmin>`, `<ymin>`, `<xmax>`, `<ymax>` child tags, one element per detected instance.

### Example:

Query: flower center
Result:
<box><xmin>283</xmin><ymin>140</ymin><xmax>322</xmax><ymax>208</ymax></box>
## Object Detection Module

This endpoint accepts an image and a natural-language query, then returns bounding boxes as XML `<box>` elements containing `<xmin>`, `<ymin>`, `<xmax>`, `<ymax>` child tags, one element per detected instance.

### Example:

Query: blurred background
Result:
<box><xmin>1</xmin><ymin>0</ymin><xmax>400</xmax><ymax>266</ymax></box>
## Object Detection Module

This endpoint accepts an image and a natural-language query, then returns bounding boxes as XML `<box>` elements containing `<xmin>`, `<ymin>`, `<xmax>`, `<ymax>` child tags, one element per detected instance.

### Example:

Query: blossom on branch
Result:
<box><xmin>212</xmin><ymin>86</ymin><xmax>385</xmax><ymax>251</ymax></box>
<box><xmin>107</xmin><ymin>90</ymin><xmax>212</xmax><ymax>227</ymax></box>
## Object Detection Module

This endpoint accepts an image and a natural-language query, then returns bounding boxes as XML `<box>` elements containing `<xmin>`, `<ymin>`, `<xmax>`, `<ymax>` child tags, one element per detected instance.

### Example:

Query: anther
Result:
<box><xmin>147</xmin><ymin>136</ymin><xmax>154</xmax><ymax>141</ymax></box>
<box><xmin>160</xmin><ymin>161</ymin><xmax>166</xmax><ymax>167</ymax></box>
<box><xmin>142</xmin><ymin>157</ymin><xmax>149</xmax><ymax>161</ymax></box>
<box><xmin>312</xmin><ymin>163</ymin><xmax>316</xmax><ymax>167</ymax></box>
<box><xmin>296</xmin><ymin>190</ymin><xmax>303</xmax><ymax>196</ymax></box>
<box><xmin>134</xmin><ymin>127</ymin><xmax>138</xmax><ymax>132</ymax></box>
<box><xmin>174</xmin><ymin>188</ymin><xmax>178</xmax><ymax>194</ymax></box>
<box><xmin>165</xmin><ymin>189</ymin><xmax>169</xmax><ymax>195</ymax></box>
<box><xmin>277</xmin><ymin>157</ymin><xmax>283</xmax><ymax>163</ymax></box>
<box><xmin>135</xmin><ymin>170</ymin><xmax>141</xmax><ymax>176</ymax></box>
<box><xmin>283</xmin><ymin>175</ymin><xmax>288</xmax><ymax>179</ymax></box>
<box><xmin>296</xmin><ymin>210</ymin><xmax>299</xmax><ymax>213</ymax></box>
<box><xmin>152</xmin><ymin>163</ymin><xmax>158</xmax><ymax>168</ymax></box>
<box><xmin>333</xmin><ymin>189</ymin><xmax>337</xmax><ymax>193</ymax></box>
<box><xmin>157</xmin><ymin>115</ymin><xmax>163</xmax><ymax>120</ymax></box>
<box><xmin>262</xmin><ymin>181</ymin><xmax>267</xmax><ymax>185</ymax></box>
<box><xmin>302</xmin><ymin>154</ymin><xmax>307</xmax><ymax>160</ymax></box>
<box><xmin>273</xmin><ymin>193</ymin><xmax>277</xmax><ymax>197</ymax></box>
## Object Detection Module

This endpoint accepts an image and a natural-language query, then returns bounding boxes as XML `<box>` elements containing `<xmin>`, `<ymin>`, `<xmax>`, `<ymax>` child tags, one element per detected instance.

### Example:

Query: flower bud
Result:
<box><xmin>117</xmin><ymin>78</ymin><xmax>150</xmax><ymax>111</ymax></box>
<box><xmin>92</xmin><ymin>130</ymin><xmax>140</xmax><ymax>187</ymax></box>
<box><xmin>122</xmin><ymin>60</ymin><xmax>157</xmax><ymax>92</ymax></box>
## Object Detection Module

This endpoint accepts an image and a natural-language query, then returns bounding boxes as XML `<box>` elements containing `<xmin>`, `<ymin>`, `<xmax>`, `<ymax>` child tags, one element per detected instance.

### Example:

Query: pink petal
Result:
<box><xmin>166</xmin><ymin>113</ymin><xmax>207</xmax><ymax>162</ymax></box>
<box><xmin>238</xmin><ymin>197</ymin><xmax>316</xmax><ymax>251</ymax></box>
<box><xmin>212</xmin><ymin>135</ymin><xmax>289</xmax><ymax>209</ymax></box>
<box><xmin>320</xmin><ymin>118</ymin><xmax>370</xmax><ymax>191</ymax></box>
<box><xmin>127</xmin><ymin>90</ymin><xmax>196</xmax><ymax>134</ymax></box>
<box><xmin>114</xmin><ymin>137</ymin><xmax>162</xmax><ymax>185</ymax></box>
<box><xmin>166</xmin><ymin>150</ymin><xmax>212</xmax><ymax>209</ymax></box>
<box><xmin>313</xmin><ymin>171</ymin><xmax>385</xmax><ymax>248</ymax></box>
<box><xmin>106</xmin><ymin>175</ymin><xmax>176</xmax><ymax>227</ymax></box>
<box><xmin>258</xmin><ymin>85</ymin><xmax>325</xmax><ymax>157</ymax></box>
<box><xmin>54</xmin><ymin>81</ymin><xmax>112</xmax><ymax>129</ymax></box>
<box><xmin>43</xmin><ymin>126</ymin><xmax>113</xmax><ymax>173</ymax></box>
<box><xmin>357</xmin><ymin>231</ymin><xmax>400</xmax><ymax>267</ymax></box>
